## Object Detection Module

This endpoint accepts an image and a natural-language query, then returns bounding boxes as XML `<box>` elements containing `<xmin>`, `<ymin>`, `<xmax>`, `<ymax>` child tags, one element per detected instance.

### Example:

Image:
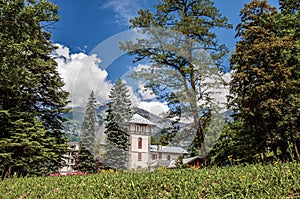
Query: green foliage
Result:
<box><xmin>104</xmin><ymin>79</ymin><xmax>132</xmax><ymax>169</ymax></box>
<box><xmin>81</xmin><ymin>91</ymin><xmax>97</xmax><ymax>155</ymax></box>
<box><xmin>0</xmin><ymin>163</ymin><xmax>299</xmax><ymax>198</ymax></box>
<box><xmin>229</xmin><ymin>0</ymin><xmax>300</xmax><ymax>162</ymax></box>
<box><xmin>209</xmin><ymin>120</ymin><xmax>252</xmax><ymax>166</ymax></box>
<box><xmin>0</xmin><ymin>0</ymin><xmax>69</xmax><ymax>178</ymax></box>
<box><xmin>175</xmin><ymin>154</ymin><xmax>187</xmax><ymax>169</ymax></box>
<box><xmin>121</xmin><ymin>0</ymin><xmax>232</xmax><ymax>166</ymax></box>
<box><xmin>0</xmin><ymin>112</ymin><xmax>64</xmax><ymax>178</ymax></box>
<box><xmin>73</xmin><ymin>145</ymin><xmax>96</xmax><ymax>174</ymax></box>
<box><xmin>151</xmin><ymin>127</ymin><xmax>176</xmax><ymax>146</ymax></box>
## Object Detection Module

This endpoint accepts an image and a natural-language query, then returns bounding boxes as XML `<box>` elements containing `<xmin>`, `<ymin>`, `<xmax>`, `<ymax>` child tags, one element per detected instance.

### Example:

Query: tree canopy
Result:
<box><xmin>81</xmin><ymin>91</ymin><xmax>97</xmax><ymax>155</ymax></box>
<box><xmin>0</xmin><ymin>0</ymin><xmax>69</xmax><ymax>178</ymax></box>
<box><xmin>229</xmin><ymin>0</ymin><xmax>299</xmax><ymax>162</ymax></box>
<box><xmin>103</xmin><ymin>79</ymin><xmax>132</xmax><ymax>169</ymax></box>
<box><xmin>121</xmin><ymin>0</ymin><xmax>232</xmax><ymax>166</ymax></box>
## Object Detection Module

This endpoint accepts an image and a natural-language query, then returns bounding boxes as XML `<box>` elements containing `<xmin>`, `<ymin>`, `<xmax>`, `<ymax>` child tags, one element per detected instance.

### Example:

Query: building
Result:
<box><xmin>168</xmin><ymin>156</ymin><xmax>203</xmax><ymax>169</ymax></box>
<box><xmin>128</xmin><ymin>113</ymin><xmax>189</xmax><ymax>170</ymax></box>
<box><xmin>60</xmin><ymin>142</ymin><xmax>80</xmax><ymax>174</ymax></box>
<box><xmin>128</xmin><ymin>113</ymin><xmax>155</xmax><ymax>169</ymax></box>
<box><xmin>62</xmin><ymin>113</ymin><xmax>190</xmax><ymax>172</ymax></box>
<box><xmin>150</xmin><ymin>144</ymin><xmax>189</xmax><ymax>169</ymax></box>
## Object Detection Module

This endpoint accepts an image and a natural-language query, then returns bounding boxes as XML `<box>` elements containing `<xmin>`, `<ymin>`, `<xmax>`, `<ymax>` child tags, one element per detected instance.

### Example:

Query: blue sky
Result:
<box><xmin>51</xmin><ymin>0</ymin><xmax>278</xmax><ymax>54</ymax></box>
<box><xmin>50</xmin><ymin>0</ymin><xmax>279</xmax><ymax>81</ymax></box>
<box><xmin>51</xmin><ymin>0</ymin><xmax>279</xmax><ymax>113</ymax></box>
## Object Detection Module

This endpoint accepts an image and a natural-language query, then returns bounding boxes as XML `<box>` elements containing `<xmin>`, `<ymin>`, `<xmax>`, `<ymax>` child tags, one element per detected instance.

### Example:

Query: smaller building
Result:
<box><xmin>168</xmin><ymin>156</ymin><xmax>203</xmax><ymax>169</ymax></box>
<box><xmin>150</xmin><ymin>144</ymin><xmax>189</xmax><ymax>169</ymax></box>
<box><xmin>60</xmin><ymin>142</ymin><xmax>80</xmax><ymax>174</ymax></box>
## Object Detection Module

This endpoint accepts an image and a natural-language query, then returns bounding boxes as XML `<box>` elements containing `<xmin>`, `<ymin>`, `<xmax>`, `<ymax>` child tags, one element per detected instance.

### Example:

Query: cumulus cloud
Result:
<box><xmin>138</xmin><ymin>82</ymin><xmax>156</xmax><ymax>100</ymax></box>
<box><xmin>200</xmin><ymin>72</ymin><xmax>231</xmax><ymax>112</ymax></box>
<box><xmin>124</xmin><ymin>82</ymin><xmax>169</xmax><ymax>116</ymax></box>
<box><xmin>53</xmin><ymin>44</ymin><xmax>112</xmax><ymax>107</ymax></box>
<box><xmin>138</xmin><ymin>101</ymin><xmax>169</xmax><ymax>116</ymax></box>
<box><xmin>124</xmin><ymin>84</ymin><xmax>140</xmax><ymax>108</ymax></box>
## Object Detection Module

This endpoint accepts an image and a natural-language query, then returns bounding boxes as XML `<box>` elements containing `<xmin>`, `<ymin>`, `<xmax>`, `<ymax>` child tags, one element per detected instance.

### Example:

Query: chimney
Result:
<box><xmin>157</xmin><ymin>143</ymin><xmax>162</xmax><ymax>151</ymax></box>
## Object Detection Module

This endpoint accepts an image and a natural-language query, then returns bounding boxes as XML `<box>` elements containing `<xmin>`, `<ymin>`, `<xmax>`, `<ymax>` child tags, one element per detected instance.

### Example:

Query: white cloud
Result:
<box><xmin>54</xmin><ymin>44</ymin><xmax>112</xmax><ymax>107</ymax></box>
<box><xmin>203</xmin><ymin>71</ymin><xmax>231</xmax><ymax>112</ymax></box>
<box><xmin>102</xmin><ymin>0</ymin><xmax>145</xmax><ymax>25</ymax></box>
<box><xmin>124</xmin><ymin>84</ymin><xmax>140</xmax><ymax>108</ymax></box>
<box><xmin>138</xmin><ymin>101</ymin><xmax>169</xmax><ymax>116</ymax></box>
<box><xmin>138</xmin><ymin>82</ymin><xmax>156</xmax><ymax>100</ymax></box>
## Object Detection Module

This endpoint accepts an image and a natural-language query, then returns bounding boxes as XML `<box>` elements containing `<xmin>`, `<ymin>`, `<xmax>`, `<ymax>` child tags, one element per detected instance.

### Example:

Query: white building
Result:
<box><xmin>128</xmin><ymin>113</ymin><xmax>189</xmax><ymax>170</ymax></box>
<box><xmin>60</xmin><ymin>142</ymin><xmax>80</xmax><ymax>174</ymax></box>
<box><xmin>62</xmin><ymin>113</ymin><xmax>189</xmax><ymax>171</ymax></box>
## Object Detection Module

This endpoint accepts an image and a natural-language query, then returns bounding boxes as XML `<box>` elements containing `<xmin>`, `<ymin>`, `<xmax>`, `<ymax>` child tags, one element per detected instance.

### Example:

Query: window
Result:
<box><xmin>138</xmin><ymin>153</ymin><xmax>142</xmax><ymax>161</ymax></box>
<box><xmin>138</xmin><ymin>137</ymin><xmax>142</xmax><ymax>149</ymax></box>
<box><xmin>135</xmin><ymin>125</ymin><xmax>147</xmax><ymax>132</ymax></box>
<box><xmin>152</xmin><ymin>154</ymin><xmax>157</xmax><ymax>160</ymax></box>
<box><xmin>167</xmin><ymin>155</ymin><xmax>171</xmax><ymax>161</ymax></box>
<box><xmin>158</xmin><ymin>153</ymin><xmax>162</xmax><ymax>159</ymax></box>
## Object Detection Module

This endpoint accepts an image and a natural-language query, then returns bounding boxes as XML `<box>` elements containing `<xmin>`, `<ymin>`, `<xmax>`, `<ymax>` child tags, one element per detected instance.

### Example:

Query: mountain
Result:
<box><xmin>62</xmin><ymin>105</ymin><xmax>233</xmax><ymax>149</ymax></box>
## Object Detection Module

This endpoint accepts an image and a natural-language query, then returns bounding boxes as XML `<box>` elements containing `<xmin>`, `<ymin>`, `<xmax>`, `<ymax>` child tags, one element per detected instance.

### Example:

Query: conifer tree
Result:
<box><xmin>278</xmin><ymin>0</ymin><xmax>300</xmax><ymax>160</ymax></box>
<box><xmin>81</xmin><ymin>91</ymin><xmax>97</xmax><ymax>155</ymax></box>
<box><xmin>103</xmin><ymin>79</ymin><xmax>132</xmax><ymax>170</ymax></box>
<box><xmin>120</xmin><ymin>0</ymin><xmax>232</xmax><ymax>166</ymax></box>
<box><xmin>0</xmin><ymin>0</ymin><xmax>69</xmax><ymax>177</ymax></box>
<box><xmin>73</xmin><ymin>144</ymin><xmax>96</xmax><ymax>174</ymax></box>
<box><xmin>229</xmin><ymin>0</ymin><xmax>298</xmax><ymax>161</ymax></box>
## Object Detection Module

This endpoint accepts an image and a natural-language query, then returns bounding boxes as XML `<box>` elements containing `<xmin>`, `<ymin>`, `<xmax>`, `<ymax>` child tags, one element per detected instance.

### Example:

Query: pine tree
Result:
<box><xmin>120</xmin><ymin>0</ymin><xmax>232</xmax><ymax>166</ymax></box>
<box><xmin>73</xmin><ymin>144</ymin><xmax>96</xmax><ymax>174</ymax></box>
<box><xmin>103</xmin><ymin>79</ymin><xmax>132</xmax><ymax>170</ymax></box>
<box><xmin>81</xmin><ymin>91</ymin><xmax>97</xmax><ymax>155</ymax></box>
<box><xmin>0</xmin><ymin>0</ymin><xmax>69</xmax><ymax>177</ymax></box>
<box><xmin>229</xmin><ymin>0</ymin><xmax>298</xmax><ymax>162</ymax></box>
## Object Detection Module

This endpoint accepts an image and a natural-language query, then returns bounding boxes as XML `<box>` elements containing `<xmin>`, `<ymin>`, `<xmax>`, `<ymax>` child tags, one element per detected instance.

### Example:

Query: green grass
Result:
<box><xmin>1</xmin><ymin>162</ymin><xmax>299</xmax><ymax>198</ymax></box>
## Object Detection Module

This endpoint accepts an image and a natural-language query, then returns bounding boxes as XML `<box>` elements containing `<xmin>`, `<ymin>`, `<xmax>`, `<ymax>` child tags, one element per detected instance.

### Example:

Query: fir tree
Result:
<box><xmin>81</xmin><ymin>91</ymin><xmax>97</xmax><ymax>155</ymax></box>
<box><xmin>73</xmin><ymin>144</ymin><xmax>96</xmax><ymax>174</ymax></box>
<box><xmin>103</xmin><ymin>79</ymin><xmax>132</xmax><ymax>170</ymax></box>
<box><xmin>0</xmin><ymin>0</ymin><xmax>69</xmax><ymax>177</ymax></box>
<box><xmin>120</xmin><ymin>0</ymin><xmax>232</xmax><ymax>166</ymax></box>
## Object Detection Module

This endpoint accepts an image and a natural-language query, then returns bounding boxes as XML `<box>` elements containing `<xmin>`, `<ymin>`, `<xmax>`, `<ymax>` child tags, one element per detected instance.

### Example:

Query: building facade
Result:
<box><xmin>60</xmin><ymin>142</ymin><xmax>80</xmax><ymax>174</ymax></box>
<box><xmin>128</xmin><ymin>113</ymin><xmax>189</xmax><ymax>170</ymax></box>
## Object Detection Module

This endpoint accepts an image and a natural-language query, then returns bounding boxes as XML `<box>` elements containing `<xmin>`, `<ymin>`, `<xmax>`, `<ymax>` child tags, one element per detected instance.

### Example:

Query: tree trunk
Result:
<box><xmin>294</xmin><ymin>142</ymin><xmax>300</xmax><ymax>160</ymax></box>
<box><xmin>1</xmin><ymin>165</ymin><xmax>9</xmax><ymax>180</ymax></box>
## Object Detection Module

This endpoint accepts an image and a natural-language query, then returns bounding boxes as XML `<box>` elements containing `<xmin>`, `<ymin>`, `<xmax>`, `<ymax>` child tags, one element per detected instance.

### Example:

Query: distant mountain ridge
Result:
<box><xmin>62</xmin><ymin>105</ymin><xmax>233</xmax><ymax>148</ymax></box>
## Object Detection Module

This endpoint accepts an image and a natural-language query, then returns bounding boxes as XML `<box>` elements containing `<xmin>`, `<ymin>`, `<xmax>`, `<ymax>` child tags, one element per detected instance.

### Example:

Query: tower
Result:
<box><xmin>128</xmin><ymin>113</ymin><xmax>155</xmax><ymax>169</ymax></box>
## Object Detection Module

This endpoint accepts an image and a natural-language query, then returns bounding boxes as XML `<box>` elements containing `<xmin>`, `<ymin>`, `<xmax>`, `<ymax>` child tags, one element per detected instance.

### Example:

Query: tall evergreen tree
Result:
<box><xmin>120</xmin><ymin>0</ymin><xmax>232</xmax><ymax>166</ymax></box>
<box><xmin>278</xmin><ymin>0</ymin><xmax>300</xmax><ymax>160</ymax></box>
<box><xmin>81</xmin><ymin>91</ymin><xmax>97</xmax><ymax>155</ymax></box>
<box><xmin>103</xmin><ymin>79</ymin><xmax>132</xmax><ymax>170</ymax></box>
<box><xmin>229</xmin><ymin>0</ymin><xmax>298</xmax><ymax>161</ymax></box>
<box><xmin>0</xmin><ymin>0</ymin><xmax>69</xmax><ymax>177</ymax></box>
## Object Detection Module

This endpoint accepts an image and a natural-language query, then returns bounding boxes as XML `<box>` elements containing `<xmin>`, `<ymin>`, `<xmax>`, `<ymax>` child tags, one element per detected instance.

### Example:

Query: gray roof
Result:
<box><xmin>129</xmin><ymin>113</ymin><xmax>156</xmax><ymax>125</ymax></box>
<box><xmin>150</xmin><ymin>145</ymin><xmax>189</xmax><ymax>154</ymax></box>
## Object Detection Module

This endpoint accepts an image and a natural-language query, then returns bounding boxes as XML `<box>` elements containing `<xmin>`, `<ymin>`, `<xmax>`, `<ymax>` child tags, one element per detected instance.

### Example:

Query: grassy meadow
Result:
<box><xmin>0</xmin><ymin>162</ymin><xmax>299</xmax><ymax>198</ymax></box>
